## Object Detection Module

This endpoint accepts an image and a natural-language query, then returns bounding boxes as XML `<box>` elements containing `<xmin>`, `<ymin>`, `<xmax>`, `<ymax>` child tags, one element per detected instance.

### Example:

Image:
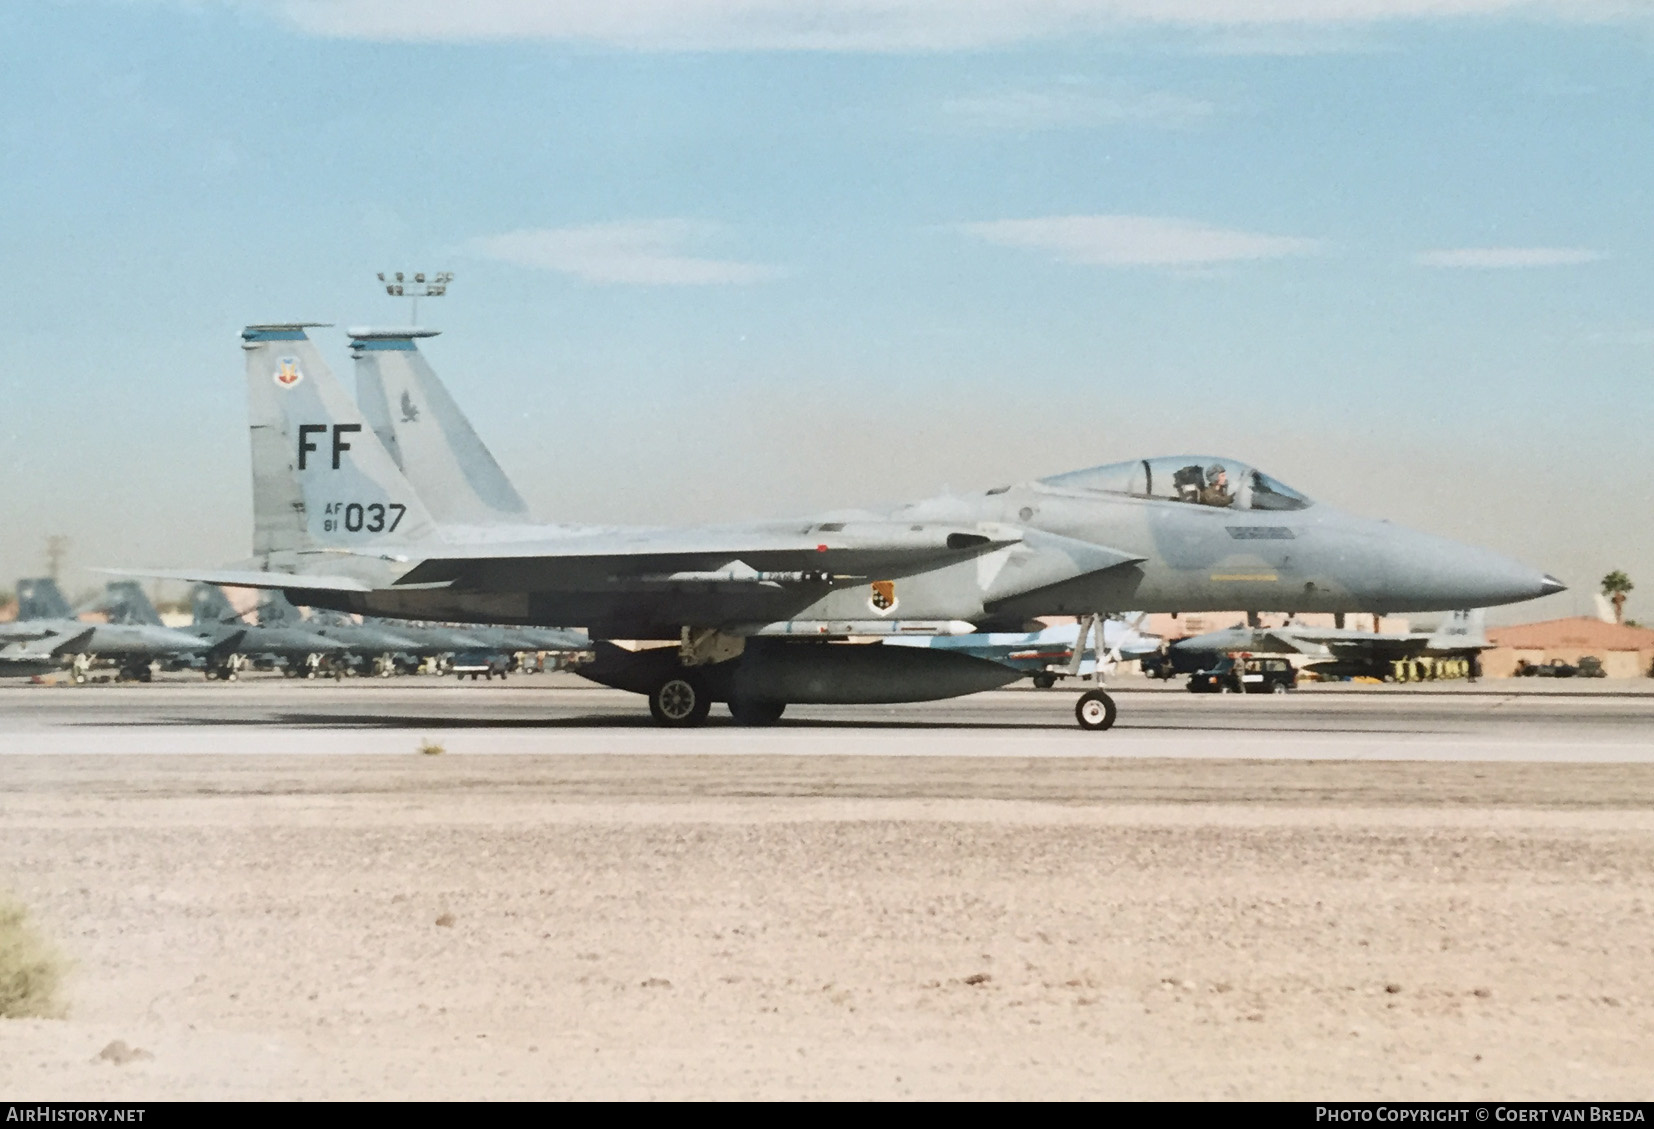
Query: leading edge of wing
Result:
<box><xmin>387</xmin><ymin>522</ymin><xmax>1031</xmax><ymax>587</ymax></box>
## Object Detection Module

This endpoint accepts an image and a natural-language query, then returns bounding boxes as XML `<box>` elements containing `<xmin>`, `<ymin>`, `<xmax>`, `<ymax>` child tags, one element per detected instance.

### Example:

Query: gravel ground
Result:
<box><xmin>1</xmin><ymin>753</ymin><xmax>1651</xmax><ymax>1099</ymax></box>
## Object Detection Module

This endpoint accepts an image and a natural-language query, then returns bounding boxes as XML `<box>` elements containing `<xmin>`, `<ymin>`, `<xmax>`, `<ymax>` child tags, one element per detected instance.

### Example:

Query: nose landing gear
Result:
<box><xmin>1075</xmin><ymin>689</ymin><xmax>1117</xmax><ymax>731</ymax></box>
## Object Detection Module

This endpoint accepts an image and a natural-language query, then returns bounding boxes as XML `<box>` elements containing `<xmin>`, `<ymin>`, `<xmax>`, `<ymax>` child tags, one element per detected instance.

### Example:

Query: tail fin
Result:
<box><xmin>85</xmin><ymin>581</ymin><xmax>165</xmax><ymax>627</ymax></box>
<box><xmin>1427</xmin><ymin>608</ymin><xmax>1487</xmax><ymax>650</ymax></box>
<box><xmin>349</xmin><ymin>328</ymin><xmax>530</xmax><ymax>524</ymax></box>
<box><xmin>16</xmin><ymin>578</ymin><xmax>73</xmax><ymax>621</ymax></box>
<box><xmin>255</xmin><ymin>590</ymin><xmax>304</xmax><ymax>627</ymax></box>
<box><xmin>242</xmin><ymin>325</ymin><xmax>439</xmax><ymax>556</ymax></box>
<box><xmin>191</xmin><ymin>584</ymin><xmax>244</xmax><ymax>627</ymax></box>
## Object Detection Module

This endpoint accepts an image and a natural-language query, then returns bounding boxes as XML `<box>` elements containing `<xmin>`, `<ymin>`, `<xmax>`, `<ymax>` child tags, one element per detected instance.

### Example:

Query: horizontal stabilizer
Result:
<box><xmin>98</xmin><ymin>567</ymin><xmax>376</xmax><ymax>593</ymax></box>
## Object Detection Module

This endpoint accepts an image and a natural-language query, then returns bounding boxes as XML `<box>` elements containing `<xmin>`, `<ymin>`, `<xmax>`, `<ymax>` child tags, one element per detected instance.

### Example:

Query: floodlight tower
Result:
<box><xmin>44</xmin><ymin>535</ymin><xmax>68</xmax><ymax>583</ymax></box>
<box><xmin>376</xmin><ymin>270</ymin><xmax>453</xmax><ymax>325</ymax></box>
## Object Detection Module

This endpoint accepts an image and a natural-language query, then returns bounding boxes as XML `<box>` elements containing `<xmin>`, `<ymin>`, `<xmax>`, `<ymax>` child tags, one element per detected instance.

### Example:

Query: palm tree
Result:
<box><xmin>1601</xmin><ymin>571</ymin><xmax>1634</xmax><ymax>625</ymax></box>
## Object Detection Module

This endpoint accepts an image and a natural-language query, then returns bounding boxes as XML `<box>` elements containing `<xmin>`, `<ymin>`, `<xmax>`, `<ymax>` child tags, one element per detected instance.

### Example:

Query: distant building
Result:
<box><xmin>1483</xmin><ymin>617</ymin><xmax>1654</xmax><ymax>679</ymax></box>
<box><xmin>1142</xmin><ymin>611</ymin><xmax>1410</xmax><ymax>639</ymax></box>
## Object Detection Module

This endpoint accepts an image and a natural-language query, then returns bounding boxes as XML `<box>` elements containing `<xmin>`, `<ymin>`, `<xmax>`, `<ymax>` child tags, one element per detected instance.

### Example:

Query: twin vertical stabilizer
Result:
<box><xmin>241</xmin><ymin>325</ymin><xmax>439</xmax><ymax>556</ymax></box>
<box><xmin>349</xmin><ymin>328</ymin><xmax>530</xmax><ymax>525</ymax></box>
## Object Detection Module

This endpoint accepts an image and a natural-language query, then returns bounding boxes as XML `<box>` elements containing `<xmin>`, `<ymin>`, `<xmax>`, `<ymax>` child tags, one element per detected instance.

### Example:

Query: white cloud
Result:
<box><xmin>959</xmin><ymin>215</ymin><xmax>1324</xmax><ymax>267</ymax></box>
<box><xmin>463</xmin><ymin>221</ymin><xmax>783</xmax><ymax>286</ymax></box>
<box><xmin>942</xmin><ymin>87</ymin><xmax>1216</xmax><ymax>131</ymax></box>
<box><xmin>264</xmin><ymin>1</ymin><xmax>1639</xmax><ymax>50</ymax></box>
<box><xmin>1414</xmin><ymin>246</ymin><xmax>1607</xmax><ymax>268</ymax></box>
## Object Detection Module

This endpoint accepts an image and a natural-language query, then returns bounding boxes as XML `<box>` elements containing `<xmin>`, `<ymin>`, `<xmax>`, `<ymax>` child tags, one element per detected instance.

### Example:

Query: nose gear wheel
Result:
<box><xmin>1075</xmin><ymin>689</ymin><xmax>1117</xmax><ymax>731</ymax></box>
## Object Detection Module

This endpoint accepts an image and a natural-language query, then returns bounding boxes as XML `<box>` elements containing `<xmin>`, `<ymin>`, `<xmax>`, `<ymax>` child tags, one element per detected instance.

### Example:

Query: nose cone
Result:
<box><xmin>1365</xmin><ymin>526</ymin><xmax>1562</xmax><ymax>611</ymax></box>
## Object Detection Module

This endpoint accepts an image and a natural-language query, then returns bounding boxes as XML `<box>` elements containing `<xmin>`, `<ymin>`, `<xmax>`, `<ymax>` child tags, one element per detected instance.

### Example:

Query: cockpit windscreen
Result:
<box><xmin>1041</xmin><ymin>457</ymin><xmax>1312</xmax><ymax>511</ymax></box>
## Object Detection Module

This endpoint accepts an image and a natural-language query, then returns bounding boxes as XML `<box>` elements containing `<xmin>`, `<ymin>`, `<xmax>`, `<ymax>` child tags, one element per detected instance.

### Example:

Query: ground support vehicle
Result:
<box><xmin>1187</xmin><ymin>655</ymin><xmax>1298</xmax><ymax>694</ymax></box>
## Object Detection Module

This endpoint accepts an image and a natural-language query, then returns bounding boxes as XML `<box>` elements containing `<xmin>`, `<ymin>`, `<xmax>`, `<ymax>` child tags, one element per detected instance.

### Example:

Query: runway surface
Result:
<box><xmin>3</xmin><ymin>677</ymin><xmax>1653</xmax><ymax>1098</ymax></box>
<box><xmin>4</xmin><ymin>676</ymin><xmax>1653</xmax><ymax>761</ymax></box>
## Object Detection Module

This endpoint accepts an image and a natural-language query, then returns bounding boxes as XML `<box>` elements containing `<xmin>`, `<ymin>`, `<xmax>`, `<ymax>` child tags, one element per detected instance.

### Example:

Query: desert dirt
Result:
<box><xmin>2</xmin><ymin>753</ymin><xmax>1652</xmax><ymax>1099</ymax></box>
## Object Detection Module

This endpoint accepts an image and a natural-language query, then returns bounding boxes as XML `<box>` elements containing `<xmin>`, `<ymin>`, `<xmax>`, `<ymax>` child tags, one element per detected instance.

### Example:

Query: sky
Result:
<box><xmin>1</xmin><ymin>0</ymin><xmax>1651</xmax><ymax>623</ymax></box>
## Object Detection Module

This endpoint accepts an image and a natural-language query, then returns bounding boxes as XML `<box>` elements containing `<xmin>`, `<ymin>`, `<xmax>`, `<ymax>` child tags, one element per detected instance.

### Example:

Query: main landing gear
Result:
<box><xmin>648</xmin><ymin>674</ymin><xmax>712</xmax><ymax>727</ymax></box>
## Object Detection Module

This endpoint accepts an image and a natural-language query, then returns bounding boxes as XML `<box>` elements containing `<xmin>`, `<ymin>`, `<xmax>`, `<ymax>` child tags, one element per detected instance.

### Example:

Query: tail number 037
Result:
<box><xmin>322</xmin><ymin>501</ymin><xmax>406</xmax><ymax>534</ymax></box>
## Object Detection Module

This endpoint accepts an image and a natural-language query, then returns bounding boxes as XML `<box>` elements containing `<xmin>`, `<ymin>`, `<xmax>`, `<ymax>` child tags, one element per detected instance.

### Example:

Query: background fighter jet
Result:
<box><xmin>254</xmin><ymin>593</ymin><xmax>423</xmax><ymax>676</ymax></box>
<box><xmin>1170</xmin><ymin>609</ymin><xmax>1490</xmax><ymax>682</ymax></box>
<box><xmin>0</xmin><ymin>622</ymin><xmax>95</xmax><ymax>678</ymax></box>
<box><xmin>11</xmin><ymin>577</ymin><xmax>204</xmax><ymax>682</ymax></box>
<box><xmin>122</xmin><ymin>323</ymin><xmax>1562</xmax><ymax>729</ymax></box>
<box><xmin>180</xmin><ymin>583</ymin><xmax>348</xmax><ymax>679</ymax></box>
<box><xmin>885</xmin><ymin>616</ymin><xmax>1162</xmax><ymax>687</ymax></box>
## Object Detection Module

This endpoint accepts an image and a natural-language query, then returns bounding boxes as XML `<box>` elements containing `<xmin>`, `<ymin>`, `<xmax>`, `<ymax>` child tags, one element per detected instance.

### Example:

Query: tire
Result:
<box><xmin>1271</xmin><ymin>682</ymin><xmax>1288</xmax><ymax>695</ymax></box>
<box><xmin>1031</xmin><ymin>672</ymin><xmax>1057</xmax><ymax>689</ymax></box>
<box><xmin>650</xmin><ymin>675</ymin><xmax>712</xmax><ymax>727</ymax></box>
<box><xmin>1074</xmin><ymin>689</ymin><xmax>1117</xmax><ymax>731</ymax></box>
<box><xmin>729</xmin><ymin>698</ymin><xmax>786</xmax><ymax>727</ymax></box>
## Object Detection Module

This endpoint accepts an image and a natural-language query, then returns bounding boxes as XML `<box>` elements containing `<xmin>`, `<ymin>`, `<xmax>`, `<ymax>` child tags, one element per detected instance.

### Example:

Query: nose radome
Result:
<box><xmin>1374</xmin><ymin>527</ymin><xmax>1563</xmax><ymax>610</ymax></box>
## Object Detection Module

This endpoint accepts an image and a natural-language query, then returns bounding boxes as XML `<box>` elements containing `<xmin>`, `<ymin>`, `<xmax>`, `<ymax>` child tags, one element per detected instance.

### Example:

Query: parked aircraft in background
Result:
<box><xmin>11</xmin><ymin>577</ymin><xmax>204</xmax><ymax>681</ymax></box>
<box><xmin>259</xmin><ymin>595</ymin><xmax>585</xmax><ymax>675</ymax></box>
<box><xmin>255</xmin><ymin>593</ymin><xmax>423</xmax><ymax>676</ymax></box>
<box><xmin>0</xmin><ymin>621</ymin><xmax>94</xmax><ymax>678</ymax></box>
<box><xmin>120</xmin><ymin>324</ymin><xmax>1562</xmax><ymax>729</ymax></box>
<box><xmin>1170</xmin><ymin>609</ymin><xmax>1490</xmax><ymax>681</ymax></box>
<box><xmin>95</xmin><ymin>580</ymin><xmax>350</xmax><ymax>680</ymax></box>
<box><xmin>886</xmin><ymin>616</ymin><xmax>1161</xmax><ymax>687</ymax></box>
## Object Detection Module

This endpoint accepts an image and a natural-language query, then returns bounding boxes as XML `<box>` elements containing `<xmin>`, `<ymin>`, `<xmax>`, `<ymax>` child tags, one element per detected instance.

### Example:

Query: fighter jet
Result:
<box><xmin>182</xmin><ymin>583</ymin><xmax>348</xmax><ymax>679</ymax></box>
<box><xmin>10</xmin><ymin>577</ymin><xmax>204</xmax><ymax>682</ymax></box>
<box><xmin>1170</xmin><ymin>609</ymin><xmax>1491</xmax><ymax>682</ymax></box>
<box><xmin>120</xmin><ymin>324</ymin><xmax>1562</xmax><ymax>729</ymax></box>
<box><xmin>0</xmin><ymin>623</ymin><xmax>95</xmax><ymax>678</ymax></box>
<box><xmin>255</xmin><ymin>593</ymin><xmax>421</xmax><ymax>676</ymax></box>
<box><xmin>885</xmin><ymin>616</ymin><xmax>1162</xmax><ymax>688</ymax></box>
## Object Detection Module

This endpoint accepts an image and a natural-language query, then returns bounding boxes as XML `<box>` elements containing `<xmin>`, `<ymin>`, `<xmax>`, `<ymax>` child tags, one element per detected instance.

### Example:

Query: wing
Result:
<box><xmin>0</xmin><ymin>627</ymin><xmax>96</xmax><ymax>659</ymax></box>
<box><xmin>387</xmin><ymin>521</ymin><xmax>1025</xmax><ymax>593</ymax></box>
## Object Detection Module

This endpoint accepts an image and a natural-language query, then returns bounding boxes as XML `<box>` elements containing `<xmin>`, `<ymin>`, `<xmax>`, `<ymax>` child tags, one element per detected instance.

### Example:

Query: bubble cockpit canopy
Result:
<box><xmin>1040</xmin><ymin>457</ymin><xmax>1312</xmax><ymax>511</ymax></box>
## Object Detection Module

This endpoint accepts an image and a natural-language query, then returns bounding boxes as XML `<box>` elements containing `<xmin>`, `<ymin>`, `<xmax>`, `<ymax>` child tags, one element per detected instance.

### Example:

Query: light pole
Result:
<box><xmin>377</xmin><ymin>271</ymin><xmax>453</xmax><ymax>325</ymax></box>
<box><xmin>45</xmin><ymin>535</ymin><xmax>68</xmax><ymax>584</ymax></box>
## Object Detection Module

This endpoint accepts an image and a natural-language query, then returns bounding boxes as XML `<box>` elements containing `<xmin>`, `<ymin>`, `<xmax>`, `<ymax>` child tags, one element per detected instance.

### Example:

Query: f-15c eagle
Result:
<box><xmin>118</xmin><ymin>324</ymin><xmax>1561</xmax><ymax>729</ymax></box>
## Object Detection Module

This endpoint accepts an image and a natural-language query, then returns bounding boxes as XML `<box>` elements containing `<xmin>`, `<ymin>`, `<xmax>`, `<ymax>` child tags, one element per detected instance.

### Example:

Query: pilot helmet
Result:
<box><xmin>1205</xmin><ymin>464</ymin><xmax>1226</xmax><ymax>484</ymax></box>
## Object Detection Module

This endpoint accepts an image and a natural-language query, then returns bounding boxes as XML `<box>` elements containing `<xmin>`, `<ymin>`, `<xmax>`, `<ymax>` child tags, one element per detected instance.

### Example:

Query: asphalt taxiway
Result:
<box><xmin>4</xmin><ymin>677</ymin><xmax>1654</xmax><ymax>1099</ymax></box>
<box><xmin>3</xmin><ymin>676</ymin><xmax>1652</xmax><ymax>761</ymax></box>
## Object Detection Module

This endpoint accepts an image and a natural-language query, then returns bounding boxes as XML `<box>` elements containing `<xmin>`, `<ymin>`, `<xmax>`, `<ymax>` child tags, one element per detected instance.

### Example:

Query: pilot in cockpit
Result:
<box><xmin>1197</xmin><ymin>464</ymin><xmax>1234</xmax><ymax>508</ymax></box>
